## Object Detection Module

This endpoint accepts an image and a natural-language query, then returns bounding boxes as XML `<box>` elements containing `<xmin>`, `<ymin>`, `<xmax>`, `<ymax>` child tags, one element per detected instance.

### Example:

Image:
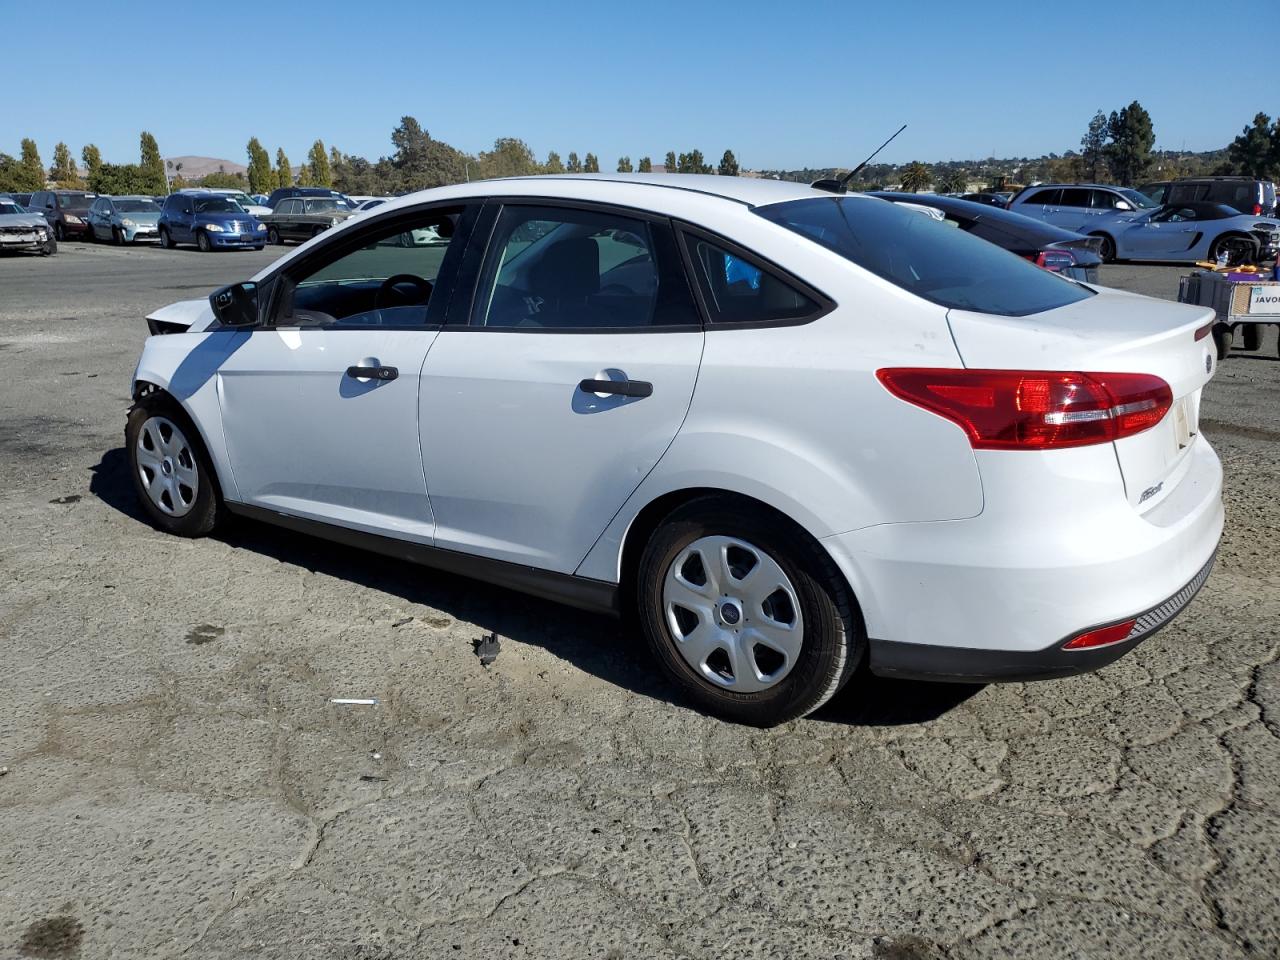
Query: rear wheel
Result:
<box><xmin>1214</xmin><ymin>325</ymin><xmax>1234</xmax><ymax>360</ymax></box>
<box><xmin>1241</xmin><ymin>325</ymin><xmax>1262</xmax><ymax>352</ymax></box>
<box><xmin>196</xmin><ymin>230</ymin><xmax>212</xmax><ymax>253</ymax></box>
<box><xmin>1092</xmin><ymin>233</ymin><xmax>1116</xmax><ymax>263</ymax></box>
<box><xmin>126</xmin><ymin>394</ymin><xmax>223</xmax><ymax>537</ymax></box>
<box><xmin>637</xmin><ymin>496</ymin><xmax>862</xmax><ymax>726</ymax></box>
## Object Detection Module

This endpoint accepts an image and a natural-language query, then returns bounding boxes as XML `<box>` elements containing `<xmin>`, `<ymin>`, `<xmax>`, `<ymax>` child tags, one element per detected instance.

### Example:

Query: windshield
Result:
<box><xmin>1119</xmin><ymin>188</ymin><xmax>1159</xmax><ymax>209</ymax></box>
<box><xmin>194</xmin><ymin>198</ymin><xmax>243</xmax><ymax>213</ymax></box>
<box><xmin>116</xmin><ymin>199</ymin><xmax>159</xmax><ymax>213</ymax></box>
<box><xmin>0</xmin><ymin>201</ymin><xmax>24</xmax><ymax>215</ymax></box>
<box><xmin>756</xmin><ymin>196</ymin><xmax>1093</xmax><ymax>317</ymax></box>
<box><xmin>59</xmin><ymin>193</ymin><xmax>94</xmax><ymax>208</ymax></box>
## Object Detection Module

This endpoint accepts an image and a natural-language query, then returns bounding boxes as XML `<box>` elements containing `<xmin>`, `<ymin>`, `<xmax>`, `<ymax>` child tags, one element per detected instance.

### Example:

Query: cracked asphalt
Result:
<box><xmin>1</xmin><ymin>241</ymin><xmax>1278</xmax><ymax>959</ymax></box>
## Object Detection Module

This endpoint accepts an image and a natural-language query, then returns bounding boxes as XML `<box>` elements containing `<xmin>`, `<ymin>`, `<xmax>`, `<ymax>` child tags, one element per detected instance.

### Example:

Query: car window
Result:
<box><xmin>1091</xmin><ymin>190</ymin><xmax>1124</xmax><ymax>209</ymax></box>
<box><xmin>1022</xmin><ymin>188</ymin><xmax>1060</xmax><ymax>206</ymax></box>
<box><xmin>683</xmin><ymin>234</ymin><xmax>820</xmax><ymax>325</ymax></box>
<box><xmin>277</xmin><ymin>199</ymin><xmax>299</xmax><ymax>215</ymax></box>
<box><xmin>1059</xmin><ymin>188</ymin><xmax>1090</xmax><ymax>208</ymax></box>
<box><xmin>471</xmin><ymin>205</ymin><xmax>698</xmax><ymax>330</ymax></box>
<box><xmin>1153</xmin><ymin>207</ymin><xmax>1198</xmax><ymax>223</ymax></box>
<box><xmin>757</xmin><ymin>196</ymin><xmax>1092</xmax><ymax>318</ymax></box>
<box><xmin>282</xmin><ymin>209</ymin><xmax>465</xmax><ymax>329</ymax></box>
<box><xmin>305</xmin><ymin>198</ymin><xmax>342</xmax><ymax>213</ymax></box>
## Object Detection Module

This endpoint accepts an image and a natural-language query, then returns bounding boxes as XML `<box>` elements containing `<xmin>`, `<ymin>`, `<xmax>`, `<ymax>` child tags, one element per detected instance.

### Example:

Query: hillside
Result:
<box><xmin>162</xmin><ymin>155</ymin><xmax>247</xmax><ymax>180</ymax></box>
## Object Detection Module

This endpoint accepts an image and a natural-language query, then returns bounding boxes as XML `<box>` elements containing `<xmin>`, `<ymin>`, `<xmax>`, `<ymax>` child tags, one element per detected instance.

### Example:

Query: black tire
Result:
<box><xmin>55</xmin><ymin>222</ymin><xmax>65</xmax><ymax>242</ymax></box>
<box><xmin>312</xmin><ymin>225</ymin><xmax>326</xmax><ymax>238</ymax></box>
<box><xmin>159</xmin><ymin>228</ymin><xmax>174</xmax><ymax>250</ymax></box>
<box><xmin>113</xmin><ymin>227</ymin><xmax>124</xmax><ymax>246</ymax></box>
<box><xmin>125</xmin><ymin>393</ymin><xmax>223</xmax><ymax>537</ymax></box>
<box><xmin>1241</xmin><ymin>324</ymin><xmax>1262</xmax><ymax>352</ymax></box>
<box><xmin>1092</xmin><ymin>233</ymin><xmax>1116</xmax><ymax>263</ymax></box>
<box><xmin>84</xmin><ymin>223</ymin><xmax>96</xmax><ymax>243</ymax></box>
<box><xmin>267</xmin><ymin>226</ymin><xmax>281</xmax><ymax>245</ymax></box>
<box><xmin>42</xmin><ymin>238</ymin><xmax>56</xmax><ymax>256</ymax></box>
<box><xmin>1214</xmin><ymin>325</ymin><xmax>1234</xmax><ymax>361</ymax></box>
<box><xmin>253</xmin><ymin>245</ymin><xmax>264</xmax><ymax>251</ymax></box>
<box><xmin>1209</xmin><ymin>234</ymin><xmax>1258</xmax><ymax>267</ymax></box>
<box><xmin>196</xmin><ymin>230</ymin><xmax>213</xmax><ymax>253</ymax></box>
<box><xmin>636</xmin><ymin>495</ymin><xmax>863</xmax><ymax>726</ymax></box>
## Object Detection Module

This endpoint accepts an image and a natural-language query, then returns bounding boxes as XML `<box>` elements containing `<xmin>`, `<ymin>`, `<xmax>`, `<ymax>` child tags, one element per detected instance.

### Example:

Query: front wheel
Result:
<box><xmin>636</xmin><ymin>496</ymin><xmax>862</xmax><ymax>726</ymax></box>
<box><xmin>55</xmin><ymin>222</ymin><xmax>66</xmax><ymax>242</ymax></box>
<box><xmin>159</xmin><ymin>228</ymin><xmax>174</xmax><ymax>249</ymax></box>
<box><xmin>196</xmin><ymin>230</ymin><xmax>212</xmax><ymax>253</ymax></box>
<box><xmin>267</xmin><ymin>227</ymin><xmax>281</xmax><ymax>245</ymax></box>
<box><xmin>125</xmin><ymin>395</ymin><xmax>223</xmax><ymax>537</ymax></box>
<box><xmin>42</xmin><ymin>238</ymin><xmax>57</xmax><ymax>256</ymax></box>
<box><xmin>1209</xmin><ymin>234</ymin><xmax>1258</xmax><ymax>267</ymax></box>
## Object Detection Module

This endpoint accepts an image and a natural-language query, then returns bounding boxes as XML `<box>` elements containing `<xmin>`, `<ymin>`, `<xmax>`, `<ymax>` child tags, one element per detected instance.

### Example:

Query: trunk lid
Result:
<box><xmin>946</xmin><ymin>287</ymin><xmax>1217</xmax><ymax>512</ymax></box>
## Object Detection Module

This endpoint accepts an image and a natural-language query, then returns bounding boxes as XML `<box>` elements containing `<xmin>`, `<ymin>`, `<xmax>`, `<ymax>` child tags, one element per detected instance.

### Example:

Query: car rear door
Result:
<box><xmin>418</xmin><ymin>199</ymin><xmax>704</xmax><ymax>574</ymax></box>
<box><xmin>216</xmin><ymin>203</ymin><xmax>475</xmax><ymax>539</ymax></box>
<box><xmin>1051</xmin><ymin>188</ymin><xmax>1092</xmax><ymax>231</ymax></box>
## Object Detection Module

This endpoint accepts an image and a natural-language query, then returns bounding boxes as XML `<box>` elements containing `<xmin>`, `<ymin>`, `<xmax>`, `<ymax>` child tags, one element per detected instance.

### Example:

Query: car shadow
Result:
<box><xmin>90</xmin><ymin>445</ymin><xmax>980</xmax><ymax>729</ymax></box>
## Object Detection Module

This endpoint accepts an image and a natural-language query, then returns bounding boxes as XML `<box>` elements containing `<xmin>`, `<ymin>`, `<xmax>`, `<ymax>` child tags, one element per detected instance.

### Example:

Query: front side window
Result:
<box><xmin>682</xmin><ymin>233</ymin><xmax>819</xmax><ymax>325</ymax></box>
<box><xmin>277</xmin><ymin>199</ymin><xmax>300</xmax><ymax>215</ymax></box>
<box><xmin>757</xmin><ymin>196</ymin><xmax>1092</xmax><ymax>317</ymax></box>
<box><xmin>471</xmin><ymin>205</ymin><xmax>697</xmax><ymax>330</ymax></box>
<box><xmin>280</xmin><ymin>208</ymin><xmax>465</xmax><ymax>329</ymax></box>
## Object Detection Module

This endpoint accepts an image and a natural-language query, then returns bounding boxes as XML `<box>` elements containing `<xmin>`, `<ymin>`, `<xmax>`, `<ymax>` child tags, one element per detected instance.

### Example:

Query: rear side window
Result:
<box><xmin>1059</xmin><ymin>188</ymin><xmax>1090</xmax><ymax>208</ymax></box>
<box><xmin>756</xmin><ymin>196</ymin><xmax>1093</xmax><ymax>318</ymax></box>
<box><xmin>681</xmin><ymin>233</ymin><xmax>821</xmax><ymax>325</ymax></box>
<box><xmin>1022</xmin><ymin>188</ymin><xmax>1060</xmax><ymax>206</ymax></box>
<box><xmin>472</xmin><ymin>205</ymin><xmax>698</xmax><ymax>330</ymax></box>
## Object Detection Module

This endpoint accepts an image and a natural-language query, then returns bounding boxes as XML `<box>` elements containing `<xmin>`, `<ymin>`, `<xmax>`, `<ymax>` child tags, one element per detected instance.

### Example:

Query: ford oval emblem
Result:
<box><xmin>1205</xmin><ymin>353</ymin><xmax>1213</xmax><ymax>374</ymax></box>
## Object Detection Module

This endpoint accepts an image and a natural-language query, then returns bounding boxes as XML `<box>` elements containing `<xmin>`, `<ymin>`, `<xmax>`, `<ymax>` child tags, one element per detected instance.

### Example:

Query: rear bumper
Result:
<box><xmin>869</xmin><ymin>550</ymin><xmax>1216</xmax><ymax>681</ymax></box>
<box><xmin>822</xmin><ymin>437</ymin><xmax>1224</xmax><ymax>682</ymax></box>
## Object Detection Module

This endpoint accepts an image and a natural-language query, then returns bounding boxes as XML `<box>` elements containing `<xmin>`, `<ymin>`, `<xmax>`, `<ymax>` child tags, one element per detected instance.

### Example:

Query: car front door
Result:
<box><xmin>215</xmin><ymin>204</ymin><xmax>475</xmax><ymax>538</ymax></box>
<box><xmin>173</xmin><ymin>197</ymin><xmax>195</xmax><ymax>241</ymax></box>
<box><xmin>418</xmin><ymin>200</ymin><xmax>705</xmax><ymax>573</ymax></box>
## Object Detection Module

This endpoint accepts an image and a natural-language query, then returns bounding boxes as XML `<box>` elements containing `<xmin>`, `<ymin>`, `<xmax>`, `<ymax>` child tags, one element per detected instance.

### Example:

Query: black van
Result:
<box><xmin>1165</xmin><ymin>177</ymin><xmax>1276</xmax><ymax>217</ymax></box>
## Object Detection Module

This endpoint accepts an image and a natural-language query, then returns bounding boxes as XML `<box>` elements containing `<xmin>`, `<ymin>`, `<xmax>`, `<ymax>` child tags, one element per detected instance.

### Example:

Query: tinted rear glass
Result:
<box><xmin>756</xmin><ymin>196</ymin><xmax>1093</xmax><ymax>317</ymax></box>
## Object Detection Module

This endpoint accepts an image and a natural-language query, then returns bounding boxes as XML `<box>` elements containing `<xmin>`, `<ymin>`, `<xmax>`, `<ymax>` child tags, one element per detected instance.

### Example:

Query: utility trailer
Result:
<box><xmin>1178</xmin><ymin>271</ymin><xmax>1280</xmax><ymax>359</ymax></box>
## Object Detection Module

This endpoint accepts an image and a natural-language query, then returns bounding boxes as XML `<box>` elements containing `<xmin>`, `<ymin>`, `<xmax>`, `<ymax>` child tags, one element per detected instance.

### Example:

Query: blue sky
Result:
<box><xmin>0</xmin><ymin>0</ymin><xmax>1255</xmax><ymax>171</ymax></box>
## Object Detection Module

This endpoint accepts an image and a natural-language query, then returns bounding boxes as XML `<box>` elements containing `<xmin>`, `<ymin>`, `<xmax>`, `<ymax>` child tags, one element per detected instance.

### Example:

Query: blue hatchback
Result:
<box><xmin>158</xmin><ymin>192</ymin><xmax>267</xmax><ymax>252</ymax></box>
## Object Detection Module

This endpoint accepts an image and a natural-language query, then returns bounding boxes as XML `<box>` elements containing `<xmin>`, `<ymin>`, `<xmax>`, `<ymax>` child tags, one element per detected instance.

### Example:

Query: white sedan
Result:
<box><xmin>128</xmin><ymin>174</ymin><xmax>1223</xmax><ymax>725</ymax></box>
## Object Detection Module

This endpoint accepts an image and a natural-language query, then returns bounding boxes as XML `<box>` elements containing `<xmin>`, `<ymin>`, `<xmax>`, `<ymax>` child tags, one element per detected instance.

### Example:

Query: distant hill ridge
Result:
<box><xmin>163</xmin><ymin>155</ymin><xmax>248</xmax><ymax>179</ymax></box>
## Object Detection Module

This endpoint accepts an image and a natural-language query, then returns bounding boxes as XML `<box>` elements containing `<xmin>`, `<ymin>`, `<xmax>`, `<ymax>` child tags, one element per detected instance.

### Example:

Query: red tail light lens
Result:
<box><xmin>1063</xmin><ymin>618</ymin><xmax>1137</xmax><ymax>650</ymax></box>
<box><xmin>1035</xmin><ymin>249</ymin><xmax>1077</xmax><ymax>272</ymax></box>
<box><xmin>876</xmin><ymin>369</ymin><xmax>1173</xmax><ymax>450</ymax></box>
<box><xmin>1253</xmin><ymin>203</ymin><xmax>1262</xmax><ymax>216</ymax></box>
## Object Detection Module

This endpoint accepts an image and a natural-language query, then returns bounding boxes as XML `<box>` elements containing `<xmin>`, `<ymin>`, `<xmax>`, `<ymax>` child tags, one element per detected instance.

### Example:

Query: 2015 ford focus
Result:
<box><xmin>128</xmin><ymin>174</ymin><xmax>1223</xmax><ymax>726</ymax></box>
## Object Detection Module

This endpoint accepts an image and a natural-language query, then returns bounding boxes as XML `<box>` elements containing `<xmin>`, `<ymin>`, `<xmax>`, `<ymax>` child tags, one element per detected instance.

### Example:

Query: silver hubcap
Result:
<box><xmin>663</xmin><ymin>535</ymin><xmax>804</xmax><ymax>693</ymax></box>
<box><xmin>135</xmin><ymin>416</ymin><xmax>199</xmax><ymax>517</ymax></box>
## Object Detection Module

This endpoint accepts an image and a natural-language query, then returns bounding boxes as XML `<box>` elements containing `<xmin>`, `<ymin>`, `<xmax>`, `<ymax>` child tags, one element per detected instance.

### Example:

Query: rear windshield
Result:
<box><xmin>756</xmin><ymin>196</ymin><xmax>1093</xmax><ymax>317</ymax></box>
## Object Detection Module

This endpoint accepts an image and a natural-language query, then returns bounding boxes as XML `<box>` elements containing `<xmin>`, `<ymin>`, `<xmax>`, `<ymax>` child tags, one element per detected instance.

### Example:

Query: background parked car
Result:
<box><xmin>870</xmin><ymin>192</ymin><xmax>1103</xmax><ymax>282</ymax></box>
<box><xmin>1086</xmin><ymin>201</ymin><xmax>1280</xmax><ymax>264</ymax></box>
<box><xmin>87</xmin><ymin>195</ymin><xmax>162</xmax><ymax>244</ymax></box>
<box><xmin>1006</xmin><ymin>183</ymin><xmax>1160</xmax><ymax>233</ymax></box>
<box><xmin>0</xmin><ymin>191</ymin><xmax>34</xmax><ymax>208</ymax></box>
<box><xmin>260</xmin><ymin>196</ymin><xmax>357</xmax><ymax>244</ymax></box>
<box><xmin>1164</xmin><ymin>177</ymin><xmax>1277</xmax><ymax>217</ymax></box>
<box><xmin>958</xmin><ymin>192</ymin><xmax>1010</xmax><ymax>207</ymax></box>
<box><xmin>28</xmin><ymin>189</ymin><xmax>96</xmax><ymax>241</ymax></box>
<box><xmin>0</xmin><ymin>197</ymin><xmax>54</xmax><ymax>255</ymax></box>
<box><xmin>1139</xmin><ymin>181</ymin><xmax>1170</xmax><ymax>205</ymax></box>
<box><xmin>158</xmin><ymin>192</ymin><xmax>267</xmax><ymax>252</ymax></box>
<box><xmin>264</xmin><ymin>186</ymin><xmax>356</xmax><ymax>210</ymax></box>
<box><xmin>191</xmin><ymin>188</ymin><xmax>272</xmax><ymax>217</ymax></box>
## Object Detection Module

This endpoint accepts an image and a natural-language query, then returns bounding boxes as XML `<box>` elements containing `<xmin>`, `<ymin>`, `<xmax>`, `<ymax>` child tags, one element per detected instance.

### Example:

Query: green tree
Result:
<box><xmin>246</xmin><ymin>137</ymin><xmax>273</xmax><ymax>193</ymax></box>
<box><xmin>664</xmin><ymin>151</ymin><xmax>677</xmax><ymax>172</ymax></box>
<box><xmin>1080</xmin><ymin>110</ymin><xmax>1109</xmax><ymax>181</ymax></box>
<box><xmin>1225</xmin><ymin>112</ymin><xmax>1276</xmax><ymax>179</ymax></box>
<box><xmin>478</xmin><ymin>137</ymin><xmax>539</xmax><ymax>178</ymax></box>
<box><xmin>583</xmin><ymin>153</ymin><xmax>600</xmax><ymax>172</ymax></box>
<box><xmin>898</xmin><ymin>160</ymin><xmax>932</xmax><ymax>192</ymax></box>
<box><xmin>717</xmin><ymin>149</ymin><xmax>739</xmax><ymax>177</ymax></box>
<box><xmin>308</xmin><ymin>139</ymin><xmax>332</xmax><ymax>186</ymax></box>
<box><xmin>201</xmin><ymin>169</ymin><xmax>246</xmax><ymax>188</ymax></box>
<box><xmin>388</xmin><ymin>116</ymin><xmax>468</xmax><ymax>189</ymax></box>
<box><xmin>88</xmin><ymin>163</ymin><xmax>149</xmax><ymax>195</ymax></box>
<box><xmin>936</xmin><ymin>166</ymin><xmax>967</xmax><ymax>193</ymax></box>
<box><xmin>637</xmin><ymin>156</ymin><xmax>652</xmax><ymax>173</ymax></box>
<box><xmin>0</xmin><ymin>154</ymin><xmax>22</xmax><ymax>193</ymax></box>
<box><xmin>50</xmin><ymin>142</ymin><xmax>78</xmax><ymax>186</ymax></box>
<box><xmin>617</xmin><ymin>156</ymin><xmax>633</xmax><ymax>173</ymax></box>
<box><xmin>677</xmin><ymin>150</ymin><xmax>709</xmax><ymax>174</ymax></box>
<box><xmin>81</xmin><ymin>144</ymin><xmax>102</xmax><ymax>182</ymax></box>
<box><xmin>139</xmin><ymin>131</ymin><xmax>166</xmax><ymax>193</ymax></box>
<box><xmin>1104</xmin><ymin>101</ymin><xmax>1155</xmax><ymax>186</ymax></box>
<box><xmin>18</xmin><ymin>139</ymin><xmax>44</xmax><ymax>191</ymax></box>
<box><xmin>276</xmin><ymin>148</ymin><xmax>293</xmax><ymax>188</ymax></box>
<box><xmin>544</xmin><ymin>151</ymin><xmax>565</xmax><ymax>174</ymax></box>
<box><xmin>566</xmin><ymin>152</ymin><xmax>582</xmax><ymax>173</ymax></box>
<box><xmin>297</xmin><ymin>163</ymin><xmax>314</xmax><ymax>186</ymax></box>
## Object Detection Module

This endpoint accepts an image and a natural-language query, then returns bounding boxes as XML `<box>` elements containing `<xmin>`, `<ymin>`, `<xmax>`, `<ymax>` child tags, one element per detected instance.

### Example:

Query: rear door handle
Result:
<box><xmin>578</xmin><ymin>378</ymin><xmax>653</xmax><ymax>398</ymax></box>
<box><xmin>346</xmin><ymin>365</ymin><xmax>398</xmax><ymax>381</ymax></box>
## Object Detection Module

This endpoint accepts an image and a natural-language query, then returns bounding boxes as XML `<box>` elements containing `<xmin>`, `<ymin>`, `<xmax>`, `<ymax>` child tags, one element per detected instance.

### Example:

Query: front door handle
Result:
<box><xmin>347</xmin><ymin>365</ymin><xmax>398</xmax><ymax>381</ymax></box>
<box><xmin>579</xmin><ymin>378</ymin><xmax>653</xmax><ymax>398</ymax></box>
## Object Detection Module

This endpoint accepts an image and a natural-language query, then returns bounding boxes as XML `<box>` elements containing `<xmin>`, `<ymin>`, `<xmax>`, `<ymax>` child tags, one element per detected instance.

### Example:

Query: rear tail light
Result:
<box><xmin>876</xmin><ymin>369</ymin><xmax>1173</xmax><ymax>450</ymax></box>
<box><xmin>1034</xmin><ymin>249</ymin><xmax>1077</xmax><ymax>272</ymax></box>
<box><xmin>1253</xmin><ymin>203</ymin><xmax>1262</xmax><ymax>216</ymax></box>
<box><xmin>1063</xmin><ymin>618</ymin><xmax>1137</xmax><ymax>650</ymax></box>
<box><xmin>1194</xmin><ymin>321</ymin><xmax>1214</xmax><ymax>341</ymax></box>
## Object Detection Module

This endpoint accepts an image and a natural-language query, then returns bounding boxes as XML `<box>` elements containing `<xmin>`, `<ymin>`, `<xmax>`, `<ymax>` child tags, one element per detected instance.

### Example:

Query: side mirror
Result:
<box><xmin>1114</xmin><ymin>201</ymin><xmax>1132</xmax><ymax>211</ymax></box>
<box><xmin>209</xmin><ymin>282</ymin><xmax>259</xmax><ymax>328</ymax></box>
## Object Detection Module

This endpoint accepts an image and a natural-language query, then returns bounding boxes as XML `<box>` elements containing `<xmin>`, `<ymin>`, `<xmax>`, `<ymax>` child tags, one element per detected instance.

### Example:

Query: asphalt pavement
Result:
<box><xmin>1</xmin><ymin>241</ymin><xmax>1278</xmax><ymax>959</ymax></box>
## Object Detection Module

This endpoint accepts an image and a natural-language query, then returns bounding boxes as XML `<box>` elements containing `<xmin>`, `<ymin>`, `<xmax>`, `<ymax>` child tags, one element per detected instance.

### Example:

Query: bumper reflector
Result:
<box><xmin>1063</xmin><ymin>619</ymin><xmax>1138</xmax><ymax>650</ymax></box>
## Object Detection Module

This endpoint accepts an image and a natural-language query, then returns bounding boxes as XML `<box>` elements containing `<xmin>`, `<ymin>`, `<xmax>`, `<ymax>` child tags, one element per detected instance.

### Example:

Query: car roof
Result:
<box><xmin>494</xmin><ymin>173</ymin><xmax>829</xmax><ymax>208</ymax></box>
